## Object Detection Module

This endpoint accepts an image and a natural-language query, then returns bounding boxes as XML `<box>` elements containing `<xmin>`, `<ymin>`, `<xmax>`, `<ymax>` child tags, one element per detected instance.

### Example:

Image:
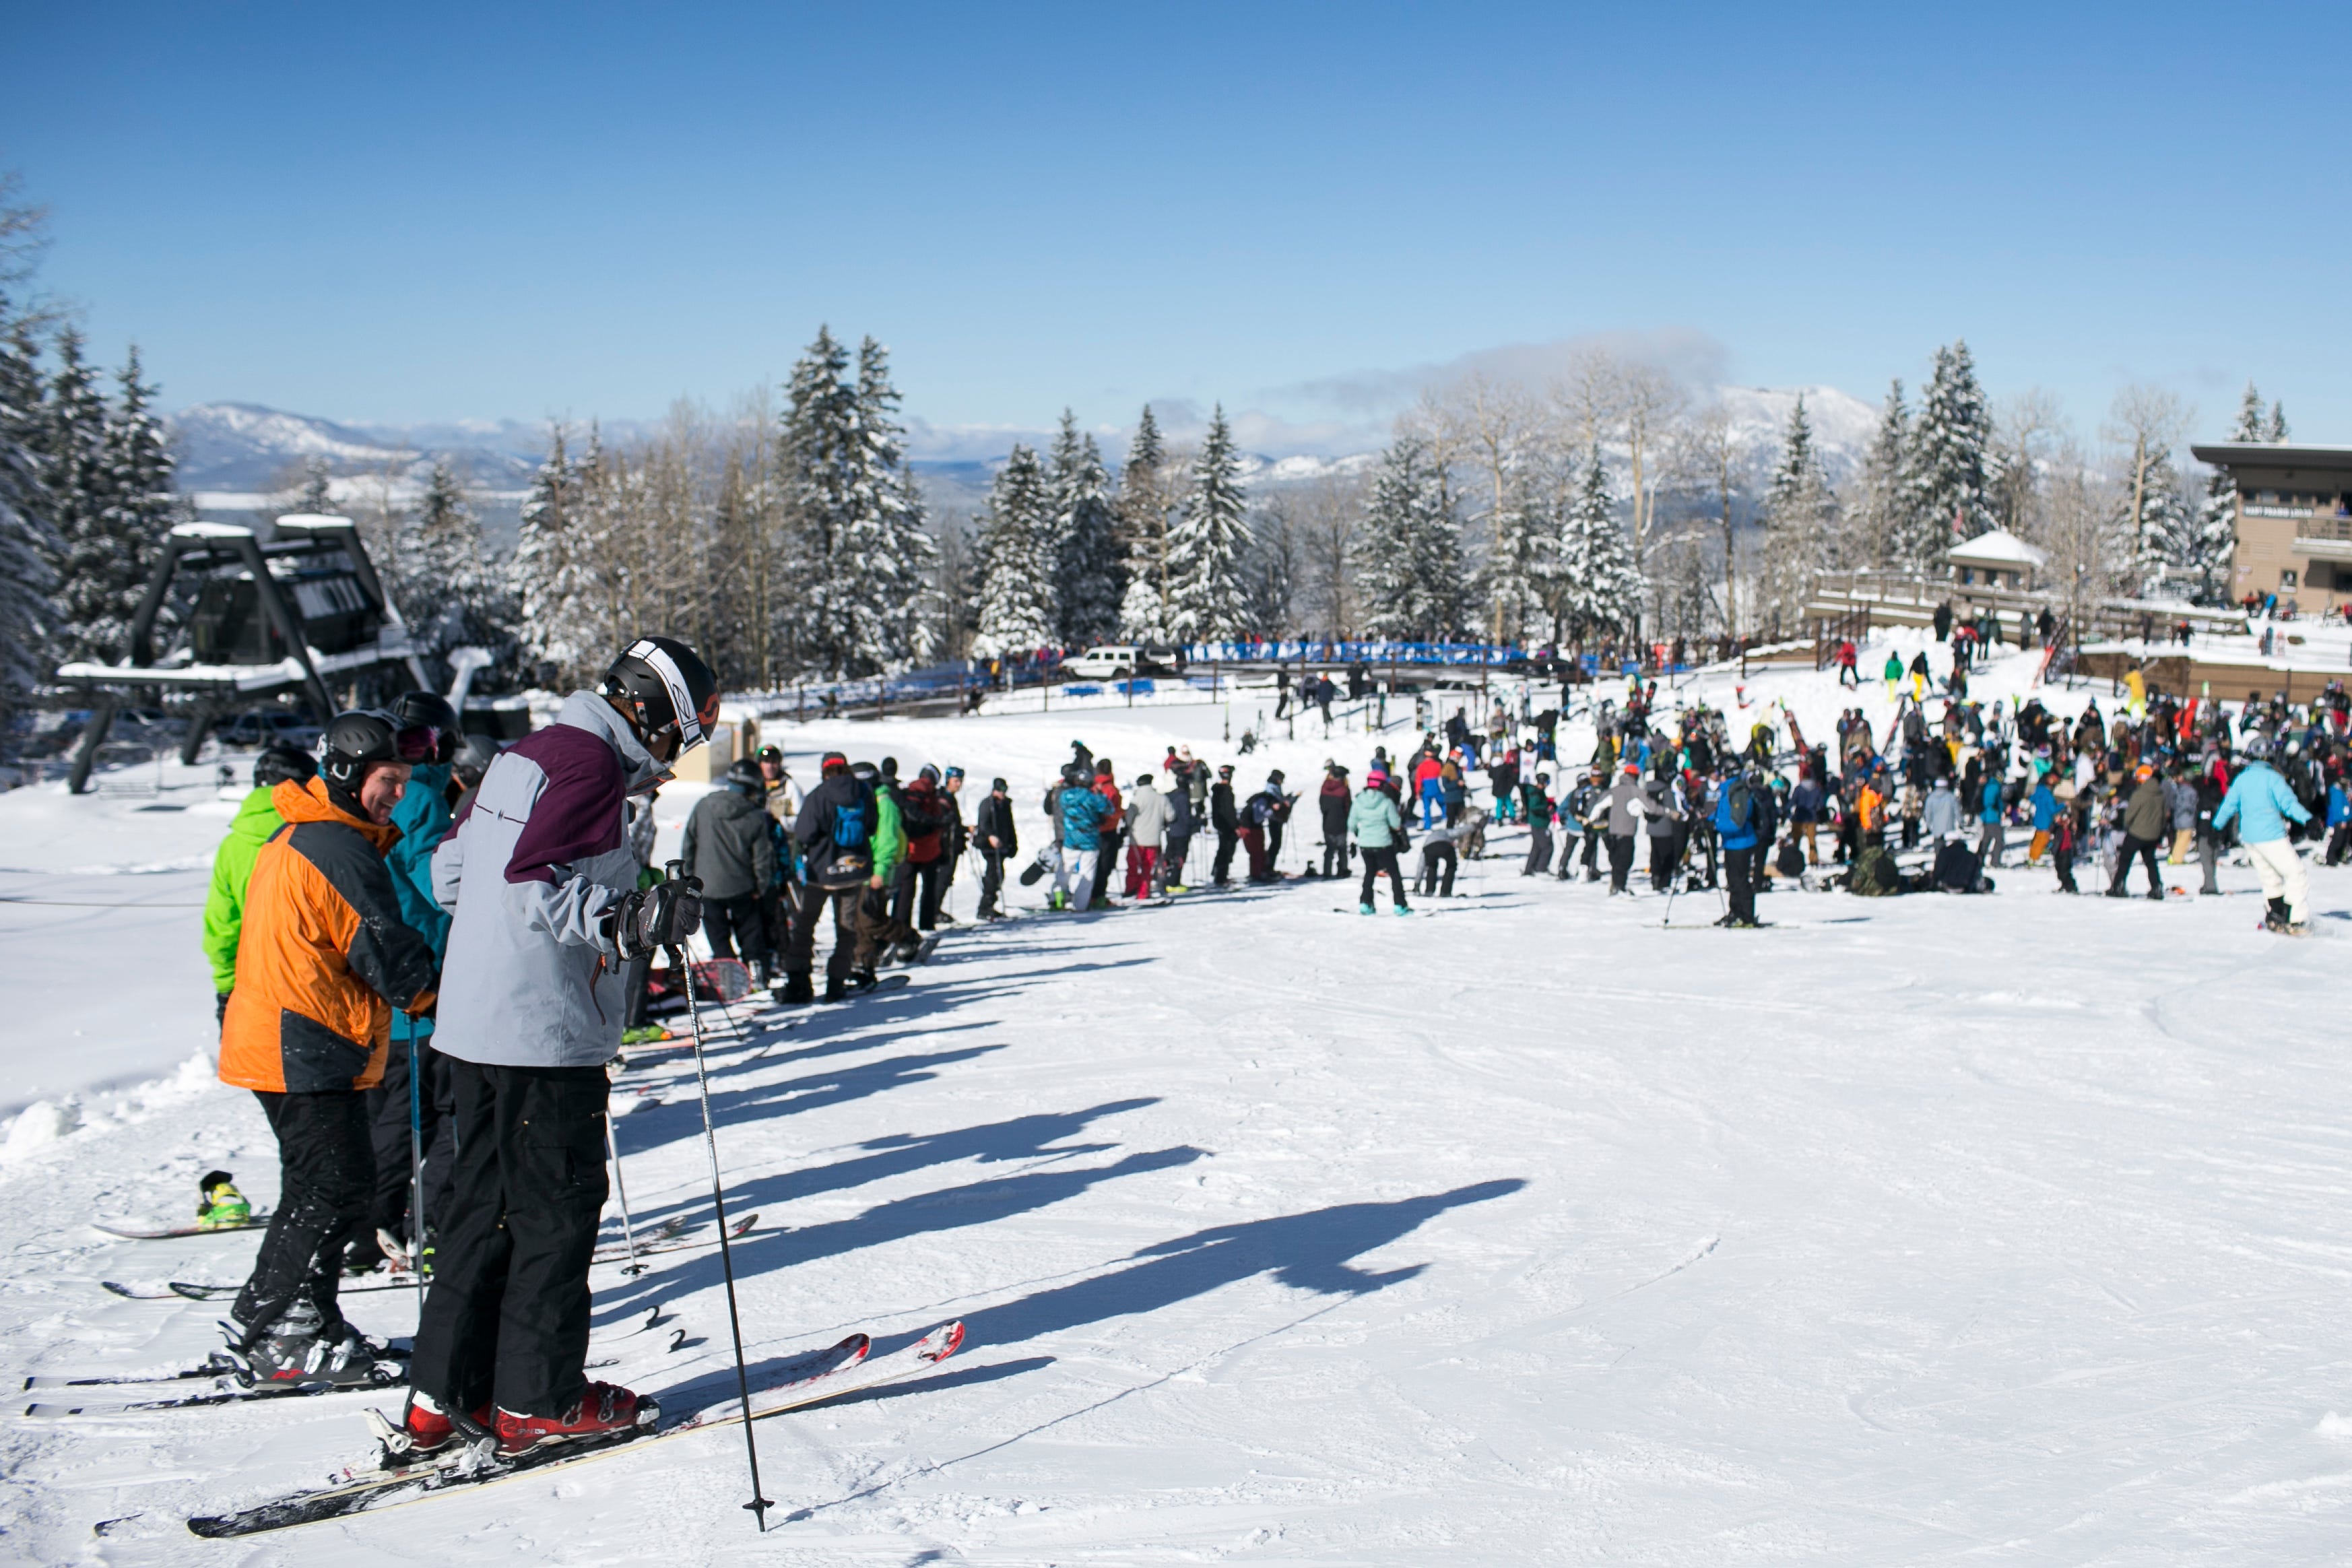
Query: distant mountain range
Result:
<box><xmin>167</xmin><ymin>383</ymin><xmax>1881</xmax><ymax>539</ymax></box>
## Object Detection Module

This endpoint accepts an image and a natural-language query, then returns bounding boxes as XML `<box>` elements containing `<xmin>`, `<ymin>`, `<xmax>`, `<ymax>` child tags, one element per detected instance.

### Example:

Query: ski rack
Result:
<box><xmin>53</xmin><ymin>515</ymin><xmax>428</xmax><ymax>793</ymax></box>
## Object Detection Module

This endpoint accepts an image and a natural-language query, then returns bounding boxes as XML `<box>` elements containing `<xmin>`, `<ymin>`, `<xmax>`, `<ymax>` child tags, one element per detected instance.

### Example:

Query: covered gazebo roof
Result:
<box><xmin>1945</xmin><ymin>528</ymin><xmax>2047</xmax><ymax>570</ymax></box>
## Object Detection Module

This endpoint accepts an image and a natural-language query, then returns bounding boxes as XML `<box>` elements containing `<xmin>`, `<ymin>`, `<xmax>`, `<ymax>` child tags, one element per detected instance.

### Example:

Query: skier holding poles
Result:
<box><xmin>401</xmin><ymin>637</ymin><xmax>724</xmax><ymax>1458</ymax></box>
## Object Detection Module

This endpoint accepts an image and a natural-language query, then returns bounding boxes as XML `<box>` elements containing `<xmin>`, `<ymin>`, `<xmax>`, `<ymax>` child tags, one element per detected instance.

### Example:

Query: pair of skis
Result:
<box><xmin>185</xmin><ymin>1319</ymin><xmax>965</xmax><ymax>1538</ymax></box>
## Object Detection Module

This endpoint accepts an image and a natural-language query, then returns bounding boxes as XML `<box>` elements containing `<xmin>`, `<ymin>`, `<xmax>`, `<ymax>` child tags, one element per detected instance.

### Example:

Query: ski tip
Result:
<box><xmin>99</xmin><ymin>1281</ymin><xmax>148</xmax><ymax>1299</ymax></box>
<box><xmin>921</xmin><ymin>1320</ymin><xmax>967</xmax><ymax>1364</ymax></box>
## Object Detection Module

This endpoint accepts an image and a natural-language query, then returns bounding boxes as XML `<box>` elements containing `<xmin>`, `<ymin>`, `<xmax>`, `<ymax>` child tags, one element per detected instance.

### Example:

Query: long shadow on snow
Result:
<box><xmin>724</xmin><ymin>1098</ymin><xmax>1160</xmax><ymax>1213</ymax></box>
<box><xmin>952</xmin><ymin>1179</ymin><xmax>1527</xmax><ymax>1349</ymax></box>
<box><xmin>587</xmin><ymin>1145</ymin><xmax>1206</xmax><ymax>1329</ymax></box>
<box><xmin>610</xmin><ymin>1043</ymin><xmax>1006</xmax><ymax>1167</ymax></box>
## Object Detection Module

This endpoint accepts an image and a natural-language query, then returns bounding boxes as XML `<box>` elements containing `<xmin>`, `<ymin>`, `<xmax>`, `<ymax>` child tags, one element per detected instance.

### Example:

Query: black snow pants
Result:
<box><xmin>1726</xmin><ymin>842</ymin><xmax>1757</xmax><ymax>924</ymax></box>
<box><xmin>1322</xmin><ymin>837</ymin><xmax>1350</xmax><ymax>878</ymax></box>
<box><xmin>2110</xmin><ymin>833</ymin><xmax>2163</xmax><ymax>897</ymax></box>
<box><xmin>234</xmin><ymin>1088</ymin><xmax>372</xmax><ymax>1342</ymax></box>
<box><xmin>701</xmin><ymin>892</ymin><xmax>769</xmax><ymax>971</ymax></box>
<box><xmin>1566</xmin><ymin>825</ymin><xmax>1600</xmax><ymax>880</ymax></box>
<box><xmin>977</xmin><ymin>849</ymin><xmax>1006</xmax><ymax>917</ymax></box>
<box><xmin>409</xmin><ymin>1060</ymin><xmax>609</xmax><ymax>1419</ymax></box>
<box><xmin>917</xmin><ymin>857</ymin><xmax>952</xmax><ymax>927</ymax></box>
<box><xmin>1359</xmin><ymin>845</ymin><xmax>1407</xmax><ymax>908</ymax></box>
<box><xmin>367</xmin><ymin>1027</ymin><xmax>455</xmax><ymax>1249</ymax></box>
<box><xmin>1213</xmin><ymin>828</ymin><xmax>1238</xmax><ymax>884</ymax></box>
<box><xmin>1418</xmin><ymin>841</ymin><xmax>1456</xmax><ymax>898</ymax></box>
<box><xmin>1524</xmin><ymin>823</ymin><xmax>1552</xmax><ymax>876</ymax></box>
<box><xmin>787</xmin><ymin>883</ymin><xmax>870</xmax><ymax>984</ymax></box>
<box><xmin>1606</xmin><ymin>833</ymin><xmax>1635</xmax><ymax>892</ymax></box>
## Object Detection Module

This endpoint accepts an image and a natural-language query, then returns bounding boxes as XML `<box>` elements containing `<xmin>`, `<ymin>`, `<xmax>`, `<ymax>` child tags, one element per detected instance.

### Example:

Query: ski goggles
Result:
<box><xmin>393</xmin><ymin>724</ymin><xmax>443</xmax><ymax>762</ymax></box>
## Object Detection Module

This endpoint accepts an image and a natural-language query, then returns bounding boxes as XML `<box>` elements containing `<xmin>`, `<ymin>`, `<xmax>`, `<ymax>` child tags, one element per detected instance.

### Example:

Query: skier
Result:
<box><xmin>1051</xmin><ymin>763</ymin><xmax>1107</xmax><ymax>910</ymax></box>
<box><xmin>1350</xmin><ymin>764</ymin><xmax>1410</xmax><ymax>914</ymax></box>
<box><xmin>1210</xmin><ymin>764</ymin><xmax>1240</xmax><ymax>885</ymax></box>
<box><xmin>1241</xmin><ymin>771</ymin><xmax>1292</xmax><ymax>882</ymax></box>
<box><xmin>219</xmin><ymin>711</ymin><xmax>440</xmax><ymax>1385</ymax></box>
<box><xmin>1317</xmin><ymin>763</ymin><xmax>1352</xmax><ymax>879</ymax></box>
<box><xmin>1123</xmin><ymin>772</ymin><xmax>1168</xmax><ymax>898</ymax></box>
<box><xmin>1562</xmin><ymin>765</ymin><xmax>1604</xmax><ymax>882</ymax></box>
<box><xmin>370</xmin><ymin>690</ymin><xmax>464</xmax><ymax>1272</ymax></box>
<box><xmin>1086</xmin><ymin>760</ymin><xmax>1125</xmax><ymax>911</ymax></box>
<box><xmin>1520</xmin><ymin>771</ymin><xmax>1554</xmax><ymax>876</ymax></box>
<box><xmin>403</xmin><ymin>637</ymin><xmax>717</xmax><ymax>1454</ymax></box>
<box><xmin>1416</xmin><ymin>817</ymin><xmax>1462</xmax><ymax>899</ymax></box>
<box><xmin>2213</xmin><ymin>738</ymin><xmax>2312</xmax><ymax>932</ymax></box>
<box><xmin>2107</xmin><ymin>762</ymin><xmax>2167</xmax><ymax>901</ymax></box>
<box><xmin>785</xmin><ymin>752</ymin><xmax>881</xmax><ymax>998</ymax></box>
<box><xmin>1163</xmin><ymin>761</ymin><xmax>1197</xmax><ymax>892</ymax></box>
<box><xmin>1975</xmin><ymin>766</ymin><xmax>2006</xmax><ymax>870</ymax></box>
<box><xmin>203</xmin><ymin>743</ymin><xmax>317</xmax><ymax>1029</ymax></box>
<box><xmin>1883</xmin><ymin>650</ymin><xmax>1904</xmax><ymax>700</ymax></box>
<box><xmin>681</xmin><ymin>757</ymin><xmax>779</xmax><ymax>979</ymax></box>
<box><xmin>894</xmin><ymin>765</ymin><xmax>948</xmax><ymax>934</ymax></box>
<box><xmin>1716</xmin><ymin>764</ymin><xmax>1763</xmax><ymax>927</ymax></box>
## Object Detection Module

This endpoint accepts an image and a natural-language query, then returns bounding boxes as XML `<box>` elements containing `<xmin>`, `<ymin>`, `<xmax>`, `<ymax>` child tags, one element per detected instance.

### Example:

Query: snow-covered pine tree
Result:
<box><xmin>1047</xmin><ymin>411</ymin><xmax>1123</xmax><ymax>648</ymax></box>
<box><xmin>2192</xmin><ymin>385</ymin><xmax>2266</xmax><ymax>603</ymax></box>
<box><xmin>295</xmin><ymin>455</ymin><xmax>333</xmax><ymax>515</ymax></box>
<box><xmin>399</xmin><ymin>457</ymin><xmax>518</xmax><ymax>689</ymax></box>
<box><xmin>971</xmin><ymin>443</ymin><xmax>1055</xmax><ymax>658</ymax></box>
<box><xmin>2114</xmin><ymin>438</ymin><xmax>2190</xmax><ymax>596</ymax></box>
<box><xmin>1117</xmin><ymin>405</ymin><xmax>1172</xmax><ymax>641</ymax></box>
<box><xmin>1847</xmin><ymin>380</ymin><xmax>1914</xmax><ymax>569</ymax></box>
<box><xmin>2266</xmin><ymin>401</ymin><xmax>2289</xmax><ymax>443</ymax></box>
<box><xmin>0</xmin><ymin>309</ymin><xmax>55</xmax><ymax>705</ymax></box>
<box><xmin>838</xmin><ymin>335</ymin><xmax>938</xmax><ymax>675</ymax></box>
<box><xmin>1553</xmin><ymin>445</ymin><xmax>1641</xmax><ymax>644</ymax></box>
<box><xmin>1480</xmin><ymin>471</ymin><xmax>1552</xmax><ymax>647</ymax></box>
<box><xmin>1244</xmin><ymin>495</ymin><xmax>1297</xmax><ymax>636</ymax></box>
<box><xmin>1164</xmin><ymin>405</ymin><xmax>1252</xmax><ymax>644</ymax></box>
<box><xmin>777</xmin><ymin>327</ymin><xmax>857</xmax><ymax>676</ymax></box>
<box><xmin>91</xmin><ymin>346</ymin><xmax>176</xmax><ymax>649</ymax></box>
<box><xmin>513</xmin><ymin>424</ymin><xmax>597</xmax><ymax>684</ymax></box>
<box><xmin>1907</xmin><ymin>340</ymin><xmax>1996</xmax><ymax>558</ymax></box>
<box><xmin>1757</xmin><ymin>396</ymin><xmax>1834</xmax><ymax>626</ymax></box>
<box><xmin>1351</xmin><ymin>435</ymin><xmax>1468</xmax><ymax>643</ymax></box>
<box><xmin>39</xmin><ymin>329</ymin><xmax>127</xmax><ymax>665</ymax></box>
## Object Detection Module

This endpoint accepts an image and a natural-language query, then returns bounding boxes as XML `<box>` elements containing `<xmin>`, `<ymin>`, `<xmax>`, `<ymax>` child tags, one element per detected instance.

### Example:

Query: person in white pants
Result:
<box><xmin>2213</xmin><ymin>738</ymin><xmax>2312</xmax><ymax>932</ymax></box>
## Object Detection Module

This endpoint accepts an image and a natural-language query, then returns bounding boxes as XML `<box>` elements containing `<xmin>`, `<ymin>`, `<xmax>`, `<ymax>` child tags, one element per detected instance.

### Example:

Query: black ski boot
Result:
<box><xmin>777</xmin><ymin>971</ymin><xmax>816</xmax><ymax>1005</ymax></box>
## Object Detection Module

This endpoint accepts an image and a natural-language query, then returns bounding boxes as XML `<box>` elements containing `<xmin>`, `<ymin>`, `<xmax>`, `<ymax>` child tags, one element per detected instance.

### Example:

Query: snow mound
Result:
<box><xmin>3</xmin><ymin>1099</ymin><xmax>82</xmax><ymax>1161</ymax></box>
<box><xmin>2318</xmin><ymin>1412</ymin><xmax>2352</xmax><ymax>1439</ymax></box>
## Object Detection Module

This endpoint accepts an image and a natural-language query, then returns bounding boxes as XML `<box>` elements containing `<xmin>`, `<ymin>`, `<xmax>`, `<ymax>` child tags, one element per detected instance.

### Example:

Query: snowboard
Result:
<box><xmin>1016</xmin><ymin>847</ymin><xmax>1055</xmax><ymax>886</ymax></box>
<box><xmin>187</xmin><ymin>1320</ymin><xmax>965</xmax><ymax>1538</ymax></box>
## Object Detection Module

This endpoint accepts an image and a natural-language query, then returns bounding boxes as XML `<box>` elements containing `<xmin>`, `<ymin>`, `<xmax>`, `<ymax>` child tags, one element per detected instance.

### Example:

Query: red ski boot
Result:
<box><xmin>396</xmin><ymin>1392</ymin><xmax>494</xmax><ymax>1456</ymax></box>
<box><xmin>494</xmin><ymin>1382</ymin><xmax>657</xmax><ymax>1454</ymax></box>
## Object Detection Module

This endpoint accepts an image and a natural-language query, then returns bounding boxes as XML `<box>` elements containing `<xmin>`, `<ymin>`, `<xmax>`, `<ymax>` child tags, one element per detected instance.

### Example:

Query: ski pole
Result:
<box><xmin>671</xmin><ymin>937</ymin><xmax>774</xmax><ymax>1530</ymax></box>
<box><xmin>405</xmin><ymin>1019</ymin><xmax>426</xmax><ymax>1323</ymax></box>
<box><xmin>601</xmin><ymin>1068</ymin><xmax>644</xmax><ymax>1276</ymax></box>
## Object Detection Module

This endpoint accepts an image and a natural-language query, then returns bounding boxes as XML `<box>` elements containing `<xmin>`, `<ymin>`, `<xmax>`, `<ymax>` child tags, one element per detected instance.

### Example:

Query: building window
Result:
<box><xmin>2281</xmin><ymin>568</ymin><xmax>2299</xmax><ymax>593</ymax></box>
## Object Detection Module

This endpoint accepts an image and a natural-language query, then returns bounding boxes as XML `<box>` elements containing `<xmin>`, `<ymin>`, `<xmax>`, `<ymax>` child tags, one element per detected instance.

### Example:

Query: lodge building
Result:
<box><xmin>2189</xmin><ymin>441</ymin><xmax>2352</xmax><ymax>612</ymax></box>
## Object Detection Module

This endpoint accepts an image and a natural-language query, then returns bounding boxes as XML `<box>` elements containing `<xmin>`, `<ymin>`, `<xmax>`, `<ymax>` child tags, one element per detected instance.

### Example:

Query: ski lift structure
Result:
<box><xmin>53</xmin><ymin>513</ymin><xmax>428</xmax><ymax>793</ymax></box>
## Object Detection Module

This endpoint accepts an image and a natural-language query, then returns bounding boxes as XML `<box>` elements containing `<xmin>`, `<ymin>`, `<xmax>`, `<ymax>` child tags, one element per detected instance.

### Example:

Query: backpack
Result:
<box><xmin>1726</xmin><ymin>779</ymin><xmax>1754</xmax><ymax>831</ymax></box>
<box><xmin>813</xmin><ymin>794</ymin><xmax>872</xmax><ymax>890</ymax></box>
<box><xmin>832</xmin><ymin>799</ymin><xmax>869</xmax><ymax>849</ymax></box>
<box><xmin>1850</xmin><ymin>845</ymin><xmax>1902</xmax><ymax>897</ymax></box>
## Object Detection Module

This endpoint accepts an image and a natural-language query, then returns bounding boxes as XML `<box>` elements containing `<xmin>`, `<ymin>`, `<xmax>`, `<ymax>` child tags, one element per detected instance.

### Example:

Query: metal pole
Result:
<box><xmin>672</xmin><ymin>945</ymin><xmax>773</xmax><ymax>1529</ymax></box>
<box><xmin>406</xmin><ymin>1022</ymin><xmax>428</xmax><ymax>1322</ymax></box>
<box><xmin>601</xmin><ymin>1089</ymin><xmax>643</xmax><ymax>1276</ymax></box>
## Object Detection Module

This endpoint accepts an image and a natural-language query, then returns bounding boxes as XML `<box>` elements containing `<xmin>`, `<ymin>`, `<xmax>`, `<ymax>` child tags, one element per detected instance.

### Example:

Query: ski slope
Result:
<box><xmin>2</xmin><ymin>642</ymin><xmax>2349</xmax><ymax>1563</ymax></box>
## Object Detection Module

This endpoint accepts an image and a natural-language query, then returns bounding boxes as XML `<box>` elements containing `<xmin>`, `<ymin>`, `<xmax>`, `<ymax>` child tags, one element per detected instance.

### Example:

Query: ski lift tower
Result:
<box><xmin>53</xmin><ymin>513</ymin><xmax>428</xmax><ymax>793</ymax></box>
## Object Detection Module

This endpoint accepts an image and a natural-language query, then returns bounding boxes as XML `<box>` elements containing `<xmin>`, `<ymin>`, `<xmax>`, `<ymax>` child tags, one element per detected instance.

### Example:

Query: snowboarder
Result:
<box><xmin>2213</xmin><ymin>737</ymin><xmax>2312</xmax><ymax>932</ymax></box>
<box><xmin>218</xmin><ymin>711</ymin><xmax>440</xmax><ymax>1386</ymax></box>
<box><xmin>405</xmin><ymin>637</ymin><xmax>717</xmax><ymax>1454</ymax></box>
<box><xmin>1210</xmin><ymin>764</ymin><xmax>1239</xmax><ymax>885</ymax></box>
<box><xmin>1123</xmin><ymin>772</ymin><xmax>1168</xmax><ymax>898</ymax></box>
<box><xmin>1052</xmin><ymin>763</ymin><xmax>1107</xmax><ymax>910</ymax></box>
<box><xmin>2106</xmin><ymin>762</ymin><xmax>2167</xmax><ymax>901</ymax></box>
<box><xmin>973</xmin><ymin>777</ymin><xmax>1015</xmax><ymax>919</ymax></box>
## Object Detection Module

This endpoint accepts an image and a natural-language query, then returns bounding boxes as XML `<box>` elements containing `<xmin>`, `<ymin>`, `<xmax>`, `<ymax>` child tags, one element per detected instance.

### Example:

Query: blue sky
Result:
<box><xmin>4</xmin><ymin>1</ymin><xmax>2345</xmax><ymax>453</ymax></box>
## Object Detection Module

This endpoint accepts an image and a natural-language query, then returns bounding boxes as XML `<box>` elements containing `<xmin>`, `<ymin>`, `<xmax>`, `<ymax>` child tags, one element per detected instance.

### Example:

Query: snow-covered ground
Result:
<box><xmin>3</xmin><ymin>641</ymin><xmax>2349</xmax><ymax>1563</ymax></box>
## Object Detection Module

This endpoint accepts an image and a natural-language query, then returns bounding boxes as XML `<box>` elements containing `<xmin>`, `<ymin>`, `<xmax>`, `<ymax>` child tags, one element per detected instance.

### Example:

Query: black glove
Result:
<box><xmin>215</xmin><ymin>991</ymin><xmax>231</xmax><ymax>1027</ymax></box>
<box><xmin>606</xmin><ymin>876</ymin><xmax>703</xmax><ymax>960</ymax></box>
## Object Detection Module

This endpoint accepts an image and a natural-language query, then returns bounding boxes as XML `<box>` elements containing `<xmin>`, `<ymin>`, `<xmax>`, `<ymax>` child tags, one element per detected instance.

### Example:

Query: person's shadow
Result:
<box><xmin>959</xmin><ymin>1179</ymin><xmax>1526</xmax><ymax>1348</ymax></box>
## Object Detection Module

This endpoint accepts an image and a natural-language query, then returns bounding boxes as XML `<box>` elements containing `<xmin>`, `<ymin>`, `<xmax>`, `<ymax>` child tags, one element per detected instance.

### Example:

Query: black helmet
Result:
<box><xmin>757</xmin><ymin>744</ymin><xmax>782</xmax><ymax>764</ymax></box>
<box><xmin>320</xmin><ymin>710</ymin><xmax>401</xmax><ymax>792</ymax></box>
<box><xmin>601</xmin><ymin>636</ymin><xmax>720</xmax><ymax>752</ymax></box>
<box><xmin>254</xmin><ymin>743</ymin><xmax>317</xmax><ymax>789</ymax></box>
<box><xmin>391</xmin><ymin>691</ymin><xmax>460</xmax><ymax>764</ymax></box>
<box><xmin>454</xmin><ymin>732</ymin><xmax>500</xmax><ymax>781</ymax></box>
<box><xmin>725</xmin><ymin>756</ymin><xmax>764</xmax><ymax>791</ymax></box>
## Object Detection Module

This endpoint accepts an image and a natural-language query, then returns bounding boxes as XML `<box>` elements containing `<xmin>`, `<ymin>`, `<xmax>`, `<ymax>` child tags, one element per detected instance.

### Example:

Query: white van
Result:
<box><xmin>1062</xmin><ymin>645</ymin><xmax>1169</xmax><ymax>678</ymax></box>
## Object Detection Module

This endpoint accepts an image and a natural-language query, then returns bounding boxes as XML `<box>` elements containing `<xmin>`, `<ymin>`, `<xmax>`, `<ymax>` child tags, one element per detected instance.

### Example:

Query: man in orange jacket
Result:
<box><xmin>218</xmin><ymin>711</ymin><xmax>440</xmax><ymax>1386</ymax></box>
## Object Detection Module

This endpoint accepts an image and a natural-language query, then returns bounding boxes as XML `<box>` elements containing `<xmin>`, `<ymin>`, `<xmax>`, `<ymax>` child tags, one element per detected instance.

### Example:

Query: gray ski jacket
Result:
<box><xmin>430</xmin><ymin>691</ymin><xmax>667</xmax><ymax>1068</ymax></box>
<box><xmin>1125</xmin><ymin>783</ymin><xmax>1170</xmax><ymax>849</ymax></box>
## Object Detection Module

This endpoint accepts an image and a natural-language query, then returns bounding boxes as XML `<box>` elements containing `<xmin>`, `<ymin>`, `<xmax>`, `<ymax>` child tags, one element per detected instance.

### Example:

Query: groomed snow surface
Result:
<box><xmin>3</xmin><ymin>639</ymin><xmax>2349</xmax><ymax>1563</ymax></box>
